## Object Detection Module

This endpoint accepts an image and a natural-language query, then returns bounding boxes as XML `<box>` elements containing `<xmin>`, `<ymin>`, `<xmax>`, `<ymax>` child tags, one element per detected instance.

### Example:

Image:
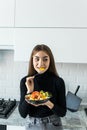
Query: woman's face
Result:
<box><xmin>33</xmin><ymin>51</ymin><xmax>50</xmax><ymax>74</ymax></box>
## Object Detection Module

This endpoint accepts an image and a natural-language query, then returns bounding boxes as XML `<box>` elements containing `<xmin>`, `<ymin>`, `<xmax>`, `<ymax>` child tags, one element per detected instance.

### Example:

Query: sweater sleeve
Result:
<box><xmin>51</xmin><ymin>77</ymin><xmax>67</xmax><ymax>117</ymax></box>
<box><xmin>18</xmin><ymin>77</ymin><xmax>32</xmax><ymax>118</ymax></box>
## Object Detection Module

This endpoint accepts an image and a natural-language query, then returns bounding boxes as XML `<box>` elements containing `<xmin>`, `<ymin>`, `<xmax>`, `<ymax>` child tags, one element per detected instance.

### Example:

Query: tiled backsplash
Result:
<box><xmin>0</xmin><ymin>50</ymin><xmax>87</xmax><ymax>104</ymax></box>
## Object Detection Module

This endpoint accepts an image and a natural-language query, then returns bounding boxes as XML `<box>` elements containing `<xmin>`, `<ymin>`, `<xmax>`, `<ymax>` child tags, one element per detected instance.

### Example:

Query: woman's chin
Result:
<box><xmin>38</xmin><ymin>71</ymin><xmax>44</xmax><ymax>74</ymax></box>
<box><xmin>38</xmin><ymin>70</ymin><xmax>45</xmax><ymax>74</ymax></box>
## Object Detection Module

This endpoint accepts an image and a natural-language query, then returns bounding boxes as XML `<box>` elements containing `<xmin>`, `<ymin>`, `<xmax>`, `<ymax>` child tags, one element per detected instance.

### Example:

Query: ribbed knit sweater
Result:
<box><xmin>18</xmin><ymin>71</ymin><xmax>66</xmax><ymax>118</ymax></box>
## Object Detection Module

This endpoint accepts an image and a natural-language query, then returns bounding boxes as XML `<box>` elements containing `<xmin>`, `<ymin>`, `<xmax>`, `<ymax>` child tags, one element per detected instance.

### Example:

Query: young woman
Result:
<box><xmin>18</xmin><ymin>44</ymin><xmax>66</xmax><ymax>130</ymax></box>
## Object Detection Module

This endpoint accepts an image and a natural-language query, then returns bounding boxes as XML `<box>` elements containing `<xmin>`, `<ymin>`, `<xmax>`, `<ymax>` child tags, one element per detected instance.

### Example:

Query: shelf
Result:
<box><xmin>0</xmin><ymin>45</ymin><xmax>14</xmax><ymax>50</ymax></box>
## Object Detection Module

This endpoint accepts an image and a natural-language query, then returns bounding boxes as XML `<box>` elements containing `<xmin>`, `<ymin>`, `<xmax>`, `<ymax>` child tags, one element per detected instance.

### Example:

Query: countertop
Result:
<box><xmin>0</xmin><ymin>105</ymin><xmax>87</xmax><ymax>130</ymax></box>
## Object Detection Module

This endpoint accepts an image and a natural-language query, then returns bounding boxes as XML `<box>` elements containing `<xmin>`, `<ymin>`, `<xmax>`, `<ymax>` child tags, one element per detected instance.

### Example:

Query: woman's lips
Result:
<box><xmin>39</xmin><ymin>67</ymin><xmax>45</xmax><ymax>71</ymax></box>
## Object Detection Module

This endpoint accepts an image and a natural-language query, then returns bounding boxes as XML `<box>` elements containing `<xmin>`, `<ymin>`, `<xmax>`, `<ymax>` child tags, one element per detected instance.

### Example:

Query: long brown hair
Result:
<box><xmin>28</xmin><ymin>44</ymin><xmax>58</xmax><ymax>76</ymax></box>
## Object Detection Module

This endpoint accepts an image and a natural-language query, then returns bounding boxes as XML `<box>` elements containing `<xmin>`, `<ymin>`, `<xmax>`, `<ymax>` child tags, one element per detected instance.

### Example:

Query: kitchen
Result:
<box><xmin>0</xmin><ymin>0</ymin><xmax>87</xmax><ymax>130</ymax></box>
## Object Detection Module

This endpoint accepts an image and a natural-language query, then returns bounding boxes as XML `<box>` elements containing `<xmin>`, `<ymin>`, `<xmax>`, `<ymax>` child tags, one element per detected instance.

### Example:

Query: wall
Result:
<box><xmin>0</xmin><ymin>50</ymin><xmax>87</xmax><ymax>105</ymax></box>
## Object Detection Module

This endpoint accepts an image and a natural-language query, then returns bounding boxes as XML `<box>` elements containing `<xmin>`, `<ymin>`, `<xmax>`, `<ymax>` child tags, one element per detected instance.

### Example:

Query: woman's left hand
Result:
<box><xmin>25</xmin><ymin>99</ymin><xmax>54</xmax><ymax>109</ymax></box>
<box><xmin>32</xmin><ymin>100</ymin><xmax>54</xmax><ymax>109</ymax></box>
<box><xmin>43</xmin><ymin>100</ymin><xmax>54</xmax><ymax>109</ymax></box>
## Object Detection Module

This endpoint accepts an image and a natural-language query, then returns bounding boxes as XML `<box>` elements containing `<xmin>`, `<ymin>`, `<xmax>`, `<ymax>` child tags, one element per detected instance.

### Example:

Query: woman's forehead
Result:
<box><xmin>33</xmin><ymin>51</ymin><xmax>49</xmax><ymax>57</ymax></box>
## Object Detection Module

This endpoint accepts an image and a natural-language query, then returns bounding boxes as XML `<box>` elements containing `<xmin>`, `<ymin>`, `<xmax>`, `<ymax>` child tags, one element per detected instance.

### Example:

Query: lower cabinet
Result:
<box><xmin>7</xmin><ymin>125</ymin><xmax>25</xmax><ymax>130</ymax></box>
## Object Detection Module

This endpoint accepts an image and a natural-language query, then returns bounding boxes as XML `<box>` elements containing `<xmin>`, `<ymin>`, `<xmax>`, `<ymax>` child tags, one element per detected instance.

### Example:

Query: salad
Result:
<box><xmin>25</xmin><ymin>90</ymin><xmax>52</xmax><ymax>101</ymax></box>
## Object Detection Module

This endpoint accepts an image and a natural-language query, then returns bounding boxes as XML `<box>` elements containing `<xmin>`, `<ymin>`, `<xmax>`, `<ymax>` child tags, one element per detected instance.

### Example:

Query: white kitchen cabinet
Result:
<box><xmin>0</xmin><ymin>28</ymin><xmax>14</xmax><ymax>49</ymax></box>
<box><xmin>15</xmin><ymin>0</ymin><xmax>87</xmax><ymax>27</ymax></box>
<box><xmin>14</xmin><ymin>28</ymin><xmax>87</xmax><ymax>63</ymax></box>
<box><xmin>0</xmin><ymin>0</ymin><xmax>15</xmax><ymax>27</ymax></box>
<box><xmin>7</xmin><ymin>125</ymin><xmax>25</xmax><ymax>130</ymax></box>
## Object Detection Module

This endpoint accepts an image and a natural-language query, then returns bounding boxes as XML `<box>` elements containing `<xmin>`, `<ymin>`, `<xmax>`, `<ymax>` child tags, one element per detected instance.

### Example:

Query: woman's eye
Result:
<box><xmin>35</xmin><ymin>58</ymin><xmax>39</xmax><ymax>61</ymax></box>
<box><xmin>43</xmin><ymin>58</ymin><xmax>48</xmax><ymax>62</ymax></box>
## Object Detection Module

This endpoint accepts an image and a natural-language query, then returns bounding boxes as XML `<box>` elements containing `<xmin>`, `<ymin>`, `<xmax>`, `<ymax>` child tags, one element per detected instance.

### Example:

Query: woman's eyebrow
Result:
<box><xmin>34</xmin><ymin>56</ymin><xmax>48</xmax><ymax>58</ymax></box>
<box><xmin>34</xmin><ymin>56</ymin><xmax>39</xmax><ymax>58</ymax></box>
<box><xmin>43</xmin><ymin>56</ymin><xmax>49</xmax><ymax>58</ymax></box>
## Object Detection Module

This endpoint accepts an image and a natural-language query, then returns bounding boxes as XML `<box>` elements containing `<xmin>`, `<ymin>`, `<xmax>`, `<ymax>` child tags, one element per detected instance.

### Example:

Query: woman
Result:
<box><xmin>18</xmin><ymin>44</ymin><xmax>66</xmax><ymax>130</ymax></box>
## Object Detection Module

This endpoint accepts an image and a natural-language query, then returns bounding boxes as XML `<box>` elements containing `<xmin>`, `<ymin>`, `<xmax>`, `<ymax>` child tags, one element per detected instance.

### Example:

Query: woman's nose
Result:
<box><xmin>38</xmin><ymin>59</ymin><xmax>44</xmax><ymax>66</ymax></box>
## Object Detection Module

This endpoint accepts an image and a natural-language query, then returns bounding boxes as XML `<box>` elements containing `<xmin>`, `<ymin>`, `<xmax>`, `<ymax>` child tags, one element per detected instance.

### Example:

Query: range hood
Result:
<box><xmin>0</xmin><ymin>45</ymin><xmax>14</xmax><ymax>50</ymax></box>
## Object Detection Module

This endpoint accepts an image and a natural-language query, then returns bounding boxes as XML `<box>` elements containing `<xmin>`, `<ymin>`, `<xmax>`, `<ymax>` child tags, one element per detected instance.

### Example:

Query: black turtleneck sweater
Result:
<box><xmin>18</xmin><ymin>71</ymin><xmax>66</xmax><ymax>118</ymax></box>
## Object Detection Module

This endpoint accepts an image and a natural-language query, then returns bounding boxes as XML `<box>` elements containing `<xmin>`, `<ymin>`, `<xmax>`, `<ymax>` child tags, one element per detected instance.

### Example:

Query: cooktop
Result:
<box><xmin>0</xmin><ymin>98</ymin><xmax>17</xmax><ymax>119</ymax></box>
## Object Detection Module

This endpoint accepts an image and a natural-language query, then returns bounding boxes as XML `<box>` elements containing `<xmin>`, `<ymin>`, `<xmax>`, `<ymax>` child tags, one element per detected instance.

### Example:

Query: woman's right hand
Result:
<box><xmin>25</xmin><ymin>76</ymin><xmax>34</xmax><ymax>93</ymax></box>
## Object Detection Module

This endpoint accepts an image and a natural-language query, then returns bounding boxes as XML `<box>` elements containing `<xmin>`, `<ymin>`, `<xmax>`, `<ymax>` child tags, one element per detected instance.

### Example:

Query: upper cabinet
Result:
<box><xmin>0</xmin><ymin>0</ymin><xmax>15</xmax><ymax>49</ymax></box>
<box><xmin>15</xmin><ymin>0</ymin><xmax>87</xmax><ymax>27</ymax></box>
<box><xmin>0</xmin><ymin>0</ymin><xmax>15</xmax><ymax>27</ymax></box>
<box><xmin>0</xmin><ymin>28</ymin><xmax>14</xmax><ymax>49</ymax></box>
<box><xmin>14</xmin><ymin>28</ymin><xmax>87</xmax><ymax>63</ymax></box>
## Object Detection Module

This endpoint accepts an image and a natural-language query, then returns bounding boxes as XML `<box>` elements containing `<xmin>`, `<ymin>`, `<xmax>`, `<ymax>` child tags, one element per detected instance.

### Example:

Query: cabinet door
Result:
<box><xmin>14</xmin><ymin>28</ymin><xmax>87</xmax><ymax>63</ymax></box>
<box><xmin>0</xmin><ymin>28</ymin><xmax>14</xmax><ymax>47</ymax></box>
<box><xmin>15</xmin><ymin>0</ymin><xmax>87</xmax><ymax>27</ymax></box>
<box><xmin>0</xmin><ymin>0</ymin><xmax>14</xmax><ymax>27</ymax></box>
<box><xmin>7</xmin><ymin>125</ymin><xmax>25</xmax><ymax>130</ymax></box>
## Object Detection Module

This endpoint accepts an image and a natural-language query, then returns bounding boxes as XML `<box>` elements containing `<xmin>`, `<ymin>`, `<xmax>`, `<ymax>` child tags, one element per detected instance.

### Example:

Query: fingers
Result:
<box><xmin>26</xmin><ymin>76</ymin><xmax>34</xmax><ymax>83</ymax></box>
<box><xmin>26</xmin><ymin>76</ymin><xmax>34</xmax><ymax>80</ymax></box>
<box><xmin>25</xmin><ymin>76</ymin><xmax>34</xmax><ymax>86</ymax></box>
<box><xmin>25</xmin><ymin>81</ymin><xmax>29</xmax><ymax>90</ymax></box>
<box><xmin>25</xmin><ymin>76</ymin><xmax>34</xmax><ymax>93</ymax></box>
<box><xmin>25</xmin><ymin>99</ymin><xmax>40</xmax><ymax>107</ymax></box>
